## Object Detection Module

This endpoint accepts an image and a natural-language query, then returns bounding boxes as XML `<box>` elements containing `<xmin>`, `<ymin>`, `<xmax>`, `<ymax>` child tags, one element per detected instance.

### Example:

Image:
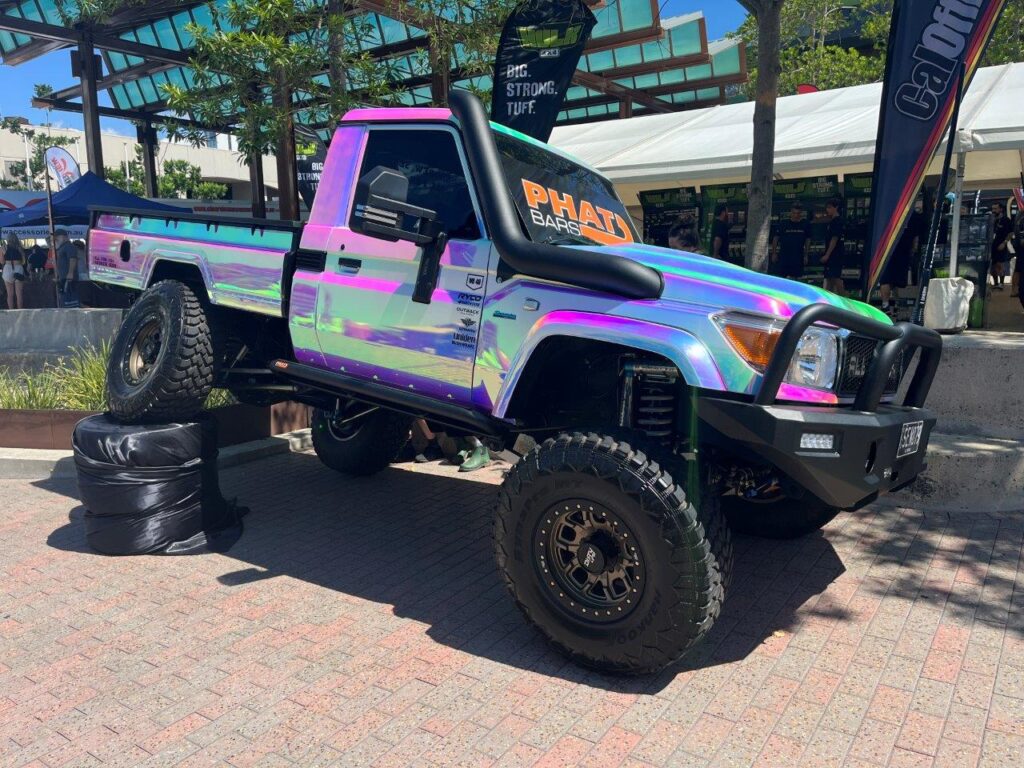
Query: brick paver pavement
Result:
<box><xmin>1</xmin><ymin>450</ymin><xmax>1022</xmax><ymax>768</ymax></box>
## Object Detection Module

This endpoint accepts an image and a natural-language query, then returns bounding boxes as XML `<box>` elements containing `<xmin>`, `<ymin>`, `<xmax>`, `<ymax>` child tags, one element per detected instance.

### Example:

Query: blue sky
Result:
<box><xmin>0</xmin><ymin>0</ymin><xmax>747</xmax><ymax>135</ymax></box>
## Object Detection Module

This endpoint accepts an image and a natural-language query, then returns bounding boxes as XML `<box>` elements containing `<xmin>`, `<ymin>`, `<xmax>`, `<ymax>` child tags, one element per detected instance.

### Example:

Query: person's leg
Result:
<box><xmin>992</xmin><ymin>261</ymin><xmax>1004</xmax><ymax>288</ymax></box>
<box><xmin>2</xmin><ymin>279</ymin><xmax>12</xmax><ymax>310</ymax></box>
<box><xmin>14</xmin><ymin>275</ymin><xmax>24</xmax><ymax>309</ymax></box>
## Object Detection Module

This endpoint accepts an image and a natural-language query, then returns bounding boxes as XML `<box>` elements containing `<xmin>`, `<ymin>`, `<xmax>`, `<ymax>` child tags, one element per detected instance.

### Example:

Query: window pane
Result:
<box><xmin>620</xmin><ymin>0</ymin><xmax>653</xmax><ymax>31</ymax></box>
<box><xmin>354</xmin><ymin>130</ymin><xmax>480</xmax><ymax>240</ymax></box>
<box><xmin>685</xmin><ymin>63</ymin><xmax>712</xmax><ymax>82</ymax></box>
<box><xmin>669</xmin><ymin>21</ymin><xmax>702</xmax><ymax>56</ymax></box>
<box><xmin>713</xmin><ymin>45</ymin><xmax>741</xmax><ymax>76</ymax></box>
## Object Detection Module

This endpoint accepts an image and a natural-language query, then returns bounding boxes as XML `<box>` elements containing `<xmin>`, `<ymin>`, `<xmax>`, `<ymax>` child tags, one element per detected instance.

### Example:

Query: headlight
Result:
<box><xmin>716</xmin><ymin>313</ymin><xmax>839</xmax><ymax>391</ymax></box>
<box><xmin>787</xmin><ymin>326</ymin><xmax>839</xmax><ymax>390</ymax></box>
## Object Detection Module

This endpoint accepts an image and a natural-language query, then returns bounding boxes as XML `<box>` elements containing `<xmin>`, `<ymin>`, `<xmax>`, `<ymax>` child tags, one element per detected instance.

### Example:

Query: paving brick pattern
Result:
<box><xmin>1</xmin><ymin>450</ymin><xmax>1022</xmax><ymax>767</ymax></box>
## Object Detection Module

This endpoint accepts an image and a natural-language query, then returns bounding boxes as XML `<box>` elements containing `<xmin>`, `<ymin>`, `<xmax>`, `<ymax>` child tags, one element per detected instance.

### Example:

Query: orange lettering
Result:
<box><xmin>522</xmin><ymin>179</ymin><xmax>548</xmax><ymax>209</ymax></box>
<box><xmin>597</xmin><ymin>207</ymin><xmax>617</xmax><ymax>233</ymax></box>
<box><xmin>548</xmin><ymin>189</ymin><xmax>577</xmax><ymax>220</ymax></box>
<box><xmin>578</xmin><ymin>200</ymin><xmax>601</xmax><ymax>227</ymax></box>
<box><xmin>614</xmin><ymin>214</ymin><xmax>635</xmax><ymax>243</ymax></box>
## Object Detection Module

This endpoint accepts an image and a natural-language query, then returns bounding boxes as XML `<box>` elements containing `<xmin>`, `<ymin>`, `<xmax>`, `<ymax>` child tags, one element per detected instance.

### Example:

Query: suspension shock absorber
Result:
<box><xmin>619</xmin><ymin>360</ymin><xmax>679</xmax><ymax>442</ymax></box>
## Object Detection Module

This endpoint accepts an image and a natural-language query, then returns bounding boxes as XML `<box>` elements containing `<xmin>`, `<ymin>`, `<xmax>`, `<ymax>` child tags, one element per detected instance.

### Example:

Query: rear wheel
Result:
<box><xmin>106</xmin><ymin>280</ymin><xmax>215</xmax><ymax>423</ymax></box>
<box><xmin>495</xmin><ymin>432</ymin><xmax>731</xmax><ymax>674</ymax></box>
<box><xmin>721</xmin><ymin>488</ymin><xmax>840</xmax><ymax>539</ymax></box>
<box><xmin>311</xmin><ymin>401</ymin><xmax>412</xmax><ymax>477</ymax></box>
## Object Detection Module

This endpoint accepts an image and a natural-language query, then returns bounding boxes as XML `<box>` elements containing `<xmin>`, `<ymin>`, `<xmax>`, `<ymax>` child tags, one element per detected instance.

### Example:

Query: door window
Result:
<box><xmin>352</xmin><ymin>129</ymin><xmax>481</xmax><ymax>240</ymax></box>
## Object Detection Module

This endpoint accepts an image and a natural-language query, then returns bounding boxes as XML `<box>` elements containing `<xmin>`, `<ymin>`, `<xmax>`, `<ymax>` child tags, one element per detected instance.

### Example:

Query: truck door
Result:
<box><xmin>312</xmin><ymin>125</ymin><xmax>492</xmax><ymax>404</ymax></box>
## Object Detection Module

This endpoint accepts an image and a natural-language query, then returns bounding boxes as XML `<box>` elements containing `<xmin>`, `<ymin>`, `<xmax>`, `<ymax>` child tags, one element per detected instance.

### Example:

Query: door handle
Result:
<box><xmin>337</xmin><ymin>257</ymin><xmax>361</xmax><ymax>273</ymax></box>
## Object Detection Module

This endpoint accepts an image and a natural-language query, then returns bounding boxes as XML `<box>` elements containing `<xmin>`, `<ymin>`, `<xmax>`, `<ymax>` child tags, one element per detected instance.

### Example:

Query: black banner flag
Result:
<box><xmin>491</xmin><ymin>0</ymin><xmax>596</xmax><ymax>142</ymax></box>
<box><xmin>296</xmin><ymin>137</ymin><xmax>327</xmax><ymax>210</ymax></box>
<box><xmin>864</xmin><ymin>0</ymin><xmax>1007</xmax><ymax>297</ymax></box>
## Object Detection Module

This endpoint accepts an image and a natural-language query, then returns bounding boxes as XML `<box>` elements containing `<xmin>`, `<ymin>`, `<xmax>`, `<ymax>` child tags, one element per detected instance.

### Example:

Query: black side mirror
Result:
<box><xmin>353</xmin><ymin>166</ymin><xmax>448</xmax><ymax>305</ymax></box>
<box><xmin>354</xmin><ymin>166</ymin><xmax>440</xmax><ymax>245</ymax></box>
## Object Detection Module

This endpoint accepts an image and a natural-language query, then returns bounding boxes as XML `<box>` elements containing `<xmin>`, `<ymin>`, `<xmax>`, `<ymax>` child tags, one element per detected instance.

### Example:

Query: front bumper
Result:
<box><xmin>698</xmin><ymin>398</ymin><xmax>937</xmax><ymax>510</ymax></box>
<box><xmin>699</xmin><ymin>303</ymin><xmax>943</xmax><ymax>510</ymax></box>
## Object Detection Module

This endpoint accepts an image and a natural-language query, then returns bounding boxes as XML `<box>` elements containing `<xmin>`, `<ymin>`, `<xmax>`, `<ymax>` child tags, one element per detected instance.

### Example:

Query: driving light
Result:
<box><xmin>786</xmin><ymin>326</ymin><xmax>839</xmax><ymax>390</ymax></box>
<box><xmin>800</xmin><ymin>432</ymin><xmax>835</xmax><ymax>451</ymax></box>
<box><xmin>715</xmin><ymin>314</ymin><xmax>786</xmax><ymax>372</ymax></box>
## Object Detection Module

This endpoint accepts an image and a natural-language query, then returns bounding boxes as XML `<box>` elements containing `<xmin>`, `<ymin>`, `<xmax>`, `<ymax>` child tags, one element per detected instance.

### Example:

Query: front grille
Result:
<box><xmin>837</xmin><ymin>334</ymin><xmax>905</xmax><ymax>398</ymax></box>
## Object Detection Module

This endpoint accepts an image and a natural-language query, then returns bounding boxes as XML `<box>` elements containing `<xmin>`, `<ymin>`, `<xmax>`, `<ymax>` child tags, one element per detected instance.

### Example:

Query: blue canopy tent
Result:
<box><xmin>0</xmin><ymin>171</ymin><xmax>182</xmax><ymax>230</ymax></box>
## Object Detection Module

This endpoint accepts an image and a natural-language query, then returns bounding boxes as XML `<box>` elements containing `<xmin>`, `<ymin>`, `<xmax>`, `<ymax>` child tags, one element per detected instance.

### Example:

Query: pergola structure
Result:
<box><xmin>0</xmin><ymin>0</ymin><xmax>747</xmax><ymax>217</ymax></box>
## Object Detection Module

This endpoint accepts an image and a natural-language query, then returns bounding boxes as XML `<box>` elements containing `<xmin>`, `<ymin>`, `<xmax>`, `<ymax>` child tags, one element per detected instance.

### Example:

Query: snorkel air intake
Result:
<box><xmin>447</xmin><ymin>89</ymin><xmax>664</xmax><ymax>300</ymax></box>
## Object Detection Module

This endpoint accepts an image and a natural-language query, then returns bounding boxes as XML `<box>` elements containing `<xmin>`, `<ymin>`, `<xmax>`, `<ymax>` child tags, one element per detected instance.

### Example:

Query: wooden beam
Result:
<box><xmin>571</xmin><ymin>71</ymin><xmax>675</xmax><ymax>114</ymax></box>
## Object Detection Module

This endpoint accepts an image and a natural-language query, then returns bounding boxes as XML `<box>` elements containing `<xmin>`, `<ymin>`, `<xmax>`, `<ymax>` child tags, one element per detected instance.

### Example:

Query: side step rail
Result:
<box><xmin>270</xmin><ymin>359</ymin><xmax>505</xmax><ymax>437</ymax></box>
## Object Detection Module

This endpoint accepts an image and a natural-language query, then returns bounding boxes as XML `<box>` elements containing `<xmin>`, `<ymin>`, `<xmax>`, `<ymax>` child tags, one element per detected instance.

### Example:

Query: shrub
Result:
<box><xmin>0</xmin><ymin>341</ymin><xmax>236</xmax><ymax>411</ymax></box>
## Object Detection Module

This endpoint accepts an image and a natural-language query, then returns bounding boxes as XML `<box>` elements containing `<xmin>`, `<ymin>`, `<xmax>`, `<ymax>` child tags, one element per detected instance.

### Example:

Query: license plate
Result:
<box><xmin>897</xmin><ymin>421</ymin><xmax>924</xmax><ymax>458</ymax></box>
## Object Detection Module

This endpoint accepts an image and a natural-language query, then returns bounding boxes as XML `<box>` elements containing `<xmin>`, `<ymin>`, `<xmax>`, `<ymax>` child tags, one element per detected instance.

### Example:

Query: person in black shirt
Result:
<box><xmin>990</xmin><ymin>201</ymin><xmax>1012</xmax><ymax>290</ymax></box>
<box><xmin>771</xmin><ymin>201</ymin><xmax>811</xmax><ymax>279</ymax></box>
<box><xmin>880</xmin><ymin>207</ymin><xmax>923</xmax><ymax>316</ymax></box>
<box><xmin>711</xmin><ymin>204</ymin><xmax>730</xmax><ymax>260</ymax></box>
<box><xmin>1</xmin><ymin>233</ymin><xmax>26</xmax><ymax>309</ymax></box>
<box><xmin>821</xmin><ymin>197</ymin><xmax>845</xmax><ymax>294</ymax></box>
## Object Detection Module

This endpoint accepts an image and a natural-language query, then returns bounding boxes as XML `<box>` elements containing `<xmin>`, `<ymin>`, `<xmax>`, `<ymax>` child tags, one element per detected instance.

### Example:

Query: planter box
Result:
<box><xmin>0</xmin><ymin>401</ymin><xmax>311</xmax><ymax>451</ymax></box>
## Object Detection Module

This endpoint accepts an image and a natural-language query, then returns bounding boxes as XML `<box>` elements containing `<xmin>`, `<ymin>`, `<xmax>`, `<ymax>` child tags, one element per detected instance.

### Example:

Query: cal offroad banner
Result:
<box><xmin>864</xmin><ymin>0</ymin><xmax>1007</xmax><ymax>296</ymax></box>
<box><xmin>295</xmin><ymin>138</ymin><xmax>327</xmax><ymax>210</ymax></box>
<box><xmin>491</xmin><ymin>0</ymin><xmax>596</xmax><ymax>142</ymax></box>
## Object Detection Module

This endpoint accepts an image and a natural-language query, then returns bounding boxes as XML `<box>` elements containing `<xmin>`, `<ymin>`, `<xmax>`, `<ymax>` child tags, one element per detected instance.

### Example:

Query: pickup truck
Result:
<box><xmin>89</xmin><ymin>90</ymin><xmax>942</xmax><ymax>674</ymax></box>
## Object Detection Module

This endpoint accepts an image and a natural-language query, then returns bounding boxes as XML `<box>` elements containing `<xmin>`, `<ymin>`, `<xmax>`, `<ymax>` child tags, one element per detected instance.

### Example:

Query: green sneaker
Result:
<box><xmin>458</xmin><ymin>443</ymin><xmax>490</xmax><ymax>472</ymax></box>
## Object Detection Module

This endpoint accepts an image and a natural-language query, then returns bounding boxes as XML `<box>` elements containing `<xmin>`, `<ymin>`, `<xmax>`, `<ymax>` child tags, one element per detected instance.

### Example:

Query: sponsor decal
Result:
<box><xmin>493</xmin><ymin>310</ymin><xmax>518</xmax><ymax>320</ymax></box>
<box><xmin>521</xmin><ymin>179</ymin><xmax>635</xmax><ymax>245</ymax></box>
<box><xmin>466</xmin><ymin>273</ymin><xmax>485</xmax><ymax>291</ymax></box>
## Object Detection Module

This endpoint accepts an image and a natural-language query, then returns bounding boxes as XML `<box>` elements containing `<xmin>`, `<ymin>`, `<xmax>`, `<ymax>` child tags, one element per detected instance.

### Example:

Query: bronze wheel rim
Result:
<box><xmin>535</xmin><ymin>499</ymin><xmax>645</xmax><ymax>623</ymax></box>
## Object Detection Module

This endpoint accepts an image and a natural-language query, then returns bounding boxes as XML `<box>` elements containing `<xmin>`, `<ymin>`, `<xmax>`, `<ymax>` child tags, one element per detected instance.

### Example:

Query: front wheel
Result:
<box><xmin>311</xmin><ymin>402</ymin><xmax>412</xmax><ymax>477</ymax></box>
<box><xmin>721</xmin><ymin>490</ymin><xmax>840</xmax><ymax>539</ymax></box>
<box><xmin>495</xmin><ymin>432</ymin><xmax>731</xmax><ymax>674</ymax></box>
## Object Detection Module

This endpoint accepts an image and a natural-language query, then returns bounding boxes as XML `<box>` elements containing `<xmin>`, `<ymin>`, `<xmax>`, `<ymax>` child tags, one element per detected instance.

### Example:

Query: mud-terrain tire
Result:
<box><xmin>495</xmin><ymin>432</ymin><xmax>732</xmax><ymax>674</ymax></box>
<box><xmin>722</xmin><ymin>493</ymin><xmax>840</xmax><ymax>539</ymax></box>
<box><xmin>106</xmin><ymin>280</ymin><xmax>215</xmax><ymax>423</ymax></box>
<box><xmin>311</xmin><ymin>402</ymin><xmax>413</xmax><ymax>477</ymax></box>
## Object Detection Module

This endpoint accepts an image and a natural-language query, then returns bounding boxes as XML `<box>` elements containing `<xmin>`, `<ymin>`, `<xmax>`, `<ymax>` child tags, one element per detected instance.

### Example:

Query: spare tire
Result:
<box><xmin>106</xmin><ymin>280</ymin><xmax>215</xmax><ymax>424</ymax></box>
<box><xmin>73</xmin><ymin>414</ymin><xmax>243</xmax><ymax>555</ymax></box>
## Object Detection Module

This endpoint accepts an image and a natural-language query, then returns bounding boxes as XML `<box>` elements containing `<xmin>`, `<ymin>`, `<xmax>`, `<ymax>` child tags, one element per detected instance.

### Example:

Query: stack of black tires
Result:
<box><xmin>75</xmin><ymin>281</ymin><xmax>243</xmax><ymax>556</ymax></box>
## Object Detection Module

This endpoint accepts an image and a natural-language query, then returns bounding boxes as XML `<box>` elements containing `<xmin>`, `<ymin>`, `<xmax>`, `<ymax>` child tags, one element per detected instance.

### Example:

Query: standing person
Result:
<box><xmin>1</xmin><ymin>232</ymin><xmax>26</xmax><ymax>309</ymax></box>
<box><xmin>1011</xmin><ymin>208</ymin><xmax>1023</xmax><ymax>298</ymax></box>
<box><xmin>770</xmin><ymin>201</ymin><xmax>811</xmax><ymax>280</ymax></box>
<box><xmin>711</xmin><ymin>204</ymin><xmax>730</xmax><ymax>260</ymax></box>
<box><xmin>990</xmin><ymin>201</ymin><xmax>1012</xmax><ymax>291</ymax></box>
<box><xmin>74</xmin><ymin>240</ymin><xmax>91</xmax><ymax>307</ymax></box>
<box><xmin>880</xmin><ymin>207</ymin><xmax>923</xmax><ymax>316</ymax></box>
<box><xmin>27</xmin><ymin>242</ymin><xmax>48</xmax><ymax>279</ymax></box>
<box><xmin>54</xmin><ymin>230</ymin><xmax>79</xmax><ymax>308</ymax></box>
<box><xmin>820</xmin><ymin>197</ymin><xmax>845</xmax><ymax>294</ymax></box>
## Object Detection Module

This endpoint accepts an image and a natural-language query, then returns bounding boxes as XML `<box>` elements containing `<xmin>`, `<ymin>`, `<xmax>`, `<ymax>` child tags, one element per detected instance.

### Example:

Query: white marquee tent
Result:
<box><xmin>550</xmin><ymin>63</ymin><xmax>1024</xmax><ymax>207</ymax></box>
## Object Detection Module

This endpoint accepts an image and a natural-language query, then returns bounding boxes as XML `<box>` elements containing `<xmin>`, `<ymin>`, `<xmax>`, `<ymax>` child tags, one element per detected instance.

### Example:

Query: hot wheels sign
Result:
<box><xmin>44</xmin><ymin>146</ymin><xmax>80</xmax><ymax>190</ymax></box>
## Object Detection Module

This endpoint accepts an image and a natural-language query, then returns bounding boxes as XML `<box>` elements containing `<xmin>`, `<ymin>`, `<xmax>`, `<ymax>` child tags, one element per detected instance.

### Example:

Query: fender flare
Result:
<box><xmin>492</xmin><ymin>310</ymin><xmax>726</xmax><ymax>419</ymax></box>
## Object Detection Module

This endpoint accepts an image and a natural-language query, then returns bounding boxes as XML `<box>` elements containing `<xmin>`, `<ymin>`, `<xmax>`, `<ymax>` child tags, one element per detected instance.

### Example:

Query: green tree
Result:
<box><xmin>105</xmin><ymin>147</ymin><xmax>227</xmax><ymax>200</ymax></box>
<box><xmin>983</xmin><ymin>0</ymin><xmax>1024</xmax><ymax>65</ymax></box>
<box><xmin>0</xmin><ymin>123</ymin><xmax>78</xmax><ymax>191</ymax></box>
<box><xmin>157</xmin><ymin>159</ymin><xmax>227</xmax><ymax>200</ymax></box>
<box><xmin>162</xmin><ymin>0</ymin><xmax>393</xmax><ymax>169</ymax></box>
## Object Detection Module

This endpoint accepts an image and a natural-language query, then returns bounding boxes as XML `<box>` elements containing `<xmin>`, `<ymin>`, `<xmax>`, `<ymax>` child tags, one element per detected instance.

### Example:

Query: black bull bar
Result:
<box><xmin>754</xmin><ymin>303</ymin><xmax>943</xmax><ymax>410</ymax></box>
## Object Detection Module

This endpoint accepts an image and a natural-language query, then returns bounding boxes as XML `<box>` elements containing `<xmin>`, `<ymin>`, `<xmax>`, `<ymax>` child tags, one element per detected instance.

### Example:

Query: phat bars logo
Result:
<box><xmin>894</xmin><ymin>0</ymin><xmax>983</xmax><ymax>121</ymax></box>
<box><xmin>521</xmin><ymin>179</ymin><xmax>635</xmax><ymax>245</ymax></box>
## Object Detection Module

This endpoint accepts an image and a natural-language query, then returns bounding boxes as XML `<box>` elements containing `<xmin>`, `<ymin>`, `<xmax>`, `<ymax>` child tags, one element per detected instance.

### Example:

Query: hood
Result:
<box><xmin>578</xmin><ymin>243</ymin><xmax>889</xmax><ymax>323</ymax></box>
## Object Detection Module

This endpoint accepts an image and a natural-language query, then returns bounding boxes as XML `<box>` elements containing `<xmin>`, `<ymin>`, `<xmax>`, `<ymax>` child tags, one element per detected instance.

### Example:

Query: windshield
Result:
<box><xmin>493</xmin><ymin>129</ymin><xmax>639</xmax><ymax>247</ymax></box>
